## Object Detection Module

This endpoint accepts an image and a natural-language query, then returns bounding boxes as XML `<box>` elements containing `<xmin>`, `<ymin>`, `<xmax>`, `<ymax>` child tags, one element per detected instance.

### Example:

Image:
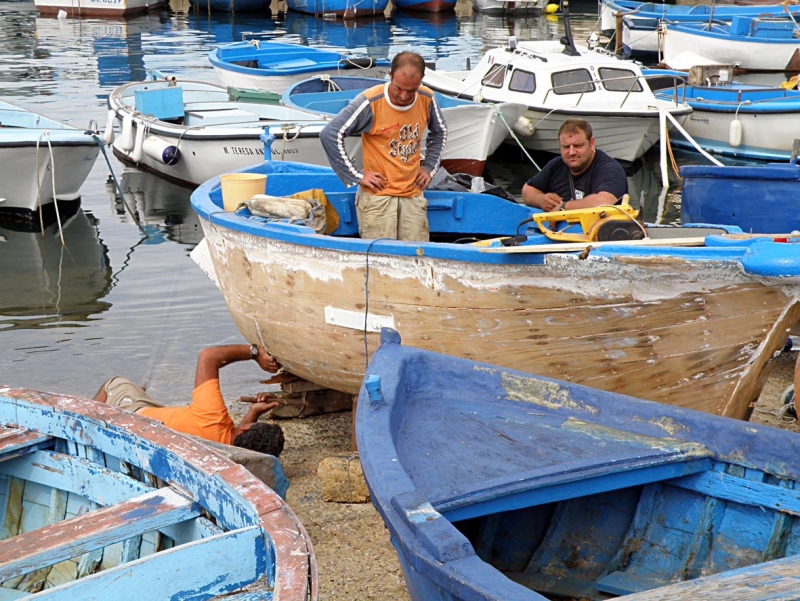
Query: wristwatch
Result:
<box><xmin>250</xmin><ymin>344</ymin><xmax>259</xmax><ymax>360</ymax></box>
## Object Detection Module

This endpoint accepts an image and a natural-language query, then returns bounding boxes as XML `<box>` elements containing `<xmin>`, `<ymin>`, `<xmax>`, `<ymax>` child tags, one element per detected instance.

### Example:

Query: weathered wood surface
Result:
<box><xmin>621</xmin><ymin>555</ymin><xmax>800</xmax><ymax>600</ymax></box>
<box><xmin>205</xmin><ymin>231</ymin><xmax>800</xmax><ymax>419</ymax></box>
<box><xmin>0</xmin><ymin>388</ymin><xmax>318</xmax><ymax>601</ymax></box>
<box><xmin>0</xmin><ymin>428</ymin><xmax>51</xmax><ymax>463</ymax></box>
<box><xmin>0</xmin><ymin>487</ymin><xmax>199</xmax><ymax>581</ymax></box>
<box><xmin>26</xmin><ymin>526</ymin><xmax>266</xmax><ymax>601</ymax></box>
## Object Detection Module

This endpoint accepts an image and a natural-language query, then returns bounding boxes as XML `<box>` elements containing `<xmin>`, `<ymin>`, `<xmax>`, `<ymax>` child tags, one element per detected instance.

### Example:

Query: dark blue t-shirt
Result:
<box><xmin>525</xmin><ymin>149</ymin><xmax>628</xmax><ymax>203</ymax></box>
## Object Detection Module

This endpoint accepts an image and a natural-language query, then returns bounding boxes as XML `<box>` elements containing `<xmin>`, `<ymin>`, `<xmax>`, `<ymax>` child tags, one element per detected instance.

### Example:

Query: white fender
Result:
<box><xmin>101</xmin><ymin>110</ymin><xmax>116</xmax><ymax>146</ymax></box>
<box><xmin>729</xmin><ymin>119</ymin><xmax>742</xmax><ymax>148</ymax></box>
<box><xmin>120</xmin><ymin>113</ymin><xmax>135</xmax><ymax>151</ymax></box>
<box><xmin>512</xmin><ymin>115</ymin><xmax>535</xmax><ymax>137</ymax></box>
<box><xmin>142</xmin><ymin>135</ymin><xmax>181</xmax><ymax>165</ymax></box>
<box><xmin>131</xmin><ymin>125</ymin><xmax>145</xmax><ymax>163</ymax></box>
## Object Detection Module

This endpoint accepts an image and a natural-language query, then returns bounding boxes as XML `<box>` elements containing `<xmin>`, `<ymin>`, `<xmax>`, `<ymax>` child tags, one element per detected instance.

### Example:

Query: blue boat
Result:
<box><xmin>284</xmin><ymin>0</ymin><xmax>390</xmax><ymax>18</ymax></box>
<box><xmin>652</xmin><ymin>82</ymin><xmax>800</xmax><ymax>160</ymax></box>
<box><xmin>662</xmin><ymin>18</ymin><xmax>800</xmax><ymax>71</ymax></box>
<box><xmin>600</xmin><ymin>0</ymin><xmax>800</xmax><ymax>55</ymax></box>
<box><xmin>209</xmin><ymin>40</ymin><xmax>391</xmax><ymax>95</ymax></box>
<box><xmin>190</xmin><ymin>159</ymin><xmax>800</xmax><ymax>421</ymax></box>
<box><xmin>188</xmin><ymin>0</ymin><xmax>270</xmax><ymax>12</ymax></box>
<box><xmin>680</xmin><ymin>162</ymin><xmax>800</xmax><ymax>233</ymax></box>
<box><xmin>282</xmin><ymin>75</ymin><xmax>527</xmax><ymax>176</ymax></box>
<box><xmin>0</xmin><ymin>387</ymin><xmax>317</xmax><ymax>599</ymax></box>
<box><xmin>357</xmin><ymin>328</ymin><xmax>800</xmax><ymax>601</ymax></box>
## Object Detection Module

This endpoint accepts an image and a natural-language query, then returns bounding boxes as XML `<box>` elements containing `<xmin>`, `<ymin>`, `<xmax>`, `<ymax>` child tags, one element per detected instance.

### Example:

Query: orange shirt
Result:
<box><xmin>138</xmin><ymin>379</ymin><xmax>235</xmax><ymax>445</ymax></box>
<box><xmin>360</xmin><ymin>84</ymin><xmax>437</xmax><ymax>197</ymax></box>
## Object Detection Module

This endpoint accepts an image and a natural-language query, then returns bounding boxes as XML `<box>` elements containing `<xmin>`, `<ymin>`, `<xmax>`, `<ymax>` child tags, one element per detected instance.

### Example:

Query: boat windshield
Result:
<box><xmin>551</xmin><ymin>69</ymin><xmax>596</xmax><ymax>95</ymax></box>
<box><xmin>599</xmin><ymin>68</ymin><xmax>643</xmax><ymax>92</ymax></box>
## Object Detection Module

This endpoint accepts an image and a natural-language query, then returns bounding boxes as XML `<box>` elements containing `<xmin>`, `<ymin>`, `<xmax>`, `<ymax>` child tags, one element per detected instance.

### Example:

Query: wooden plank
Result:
<box><xmin>479</xmin><ymin>236</ymin><xmax>709</xmax><ymax>254</ymax></box>
<box><xmin>433</xmin><ymin>456</ymin><xmax>713</xmax><ymax>523</ymax></box>
<box><xmin>668</xmin><ymin>471</ymin><xmax>800</xmax><ymax>515</ymax></box>
<box><xmin>0</xmin><ymin>428</ymin><xmax>51</xmax><ymax>463</ymax></box>
<box><xmin>0</xmin><ymin>487</ymin><xmax>200</xmax><ymax>581</ymax></box>
<box><xmin>0</xmin><ymin>450</ymin><xmax>153</xmax><ymax>506</ymax></box>
<box><xmin>621</xmin><ymin>554</ymin><xmax>800</xmax><ymax>600</ymax></box>
<box><xmin>27</xmin><ymin>526</ymin><xmax>266</xmax><ymax>601</ymax></box>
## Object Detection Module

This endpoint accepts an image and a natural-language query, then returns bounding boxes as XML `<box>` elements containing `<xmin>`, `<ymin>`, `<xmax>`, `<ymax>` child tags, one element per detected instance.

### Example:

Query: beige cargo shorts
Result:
<box><xmin>355</xmin><ymin>188</ymin><xmax>429</xmax><ymax>242</ymax></box>
<box><xmin>103</xmin><ymin>377</ymin><xmax>164</xmax><ymax>414</ymax></box>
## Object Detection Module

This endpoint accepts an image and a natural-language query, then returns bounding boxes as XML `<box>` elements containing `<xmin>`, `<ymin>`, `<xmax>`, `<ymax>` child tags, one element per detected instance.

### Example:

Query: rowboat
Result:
<box><xmin>662</xmin><ymin>18</ymin><xmax>800</xmax><ymax>71</ymax></box>
<box><xmin>652</xmin><ymin>80</ymin><xmax>800</xmax><ymax>160</ymax></box>
<box><xmin>599</xmin><ymin>0</ymin><xmax>800</xmax><ymax>55</ymax></box>
<box><xmin>0</xmin><ymin>386</ymin><xmax>317</xmax><ymax>599</ymax></box>
<box><xmin>0</xmin><ymin>100</ymin><xmax>100</xmax><ymax>223</ymax></box>
<box><xmin>106</xmin><ymin>78</ymin><xmax>327</xmax><ymax>186</ymax></box>
<box><xmin>33</xmin><ymin>0</ymin><xmax>168</xmax><ymax>16</ymax></box>
<box><xmin>281</xmin><ymin>76</ymin><xmax>527</xmax><ymax>177</ymax></box>
<box><xmin>421</xmin><ymin>38</ymin><xmax>692</xmax><ymax>162</ymax></box>
<box><xmin>680</xmin><ymin>162</ymin><xmax>800</xmax><ymax>233</ymax></box>
<box><xmin>356</xmin><ymin>329</ymin><xmax>800</xmax><ymax>601</ymax></box>
<box><xmin>190</xmin><ymin>159</ymin><xmax>800</xmax><ymax>420</ymax></box>
<box><xmin>284</xmin><ymin>0</ymin><xmax>389</xmax><ymax>18</ymax></box>
<box><xmin>209</xmin><ymin>40</ymin><xmax>391</xmax><ymax>95</ymax></box>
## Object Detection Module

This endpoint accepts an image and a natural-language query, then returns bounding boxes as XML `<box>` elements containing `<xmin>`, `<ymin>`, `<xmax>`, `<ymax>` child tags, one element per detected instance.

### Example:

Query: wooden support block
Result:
<box><xmin>318</xmin><ymin>455</ymin><xmax>369</xmax><ymax>504</ymax></box>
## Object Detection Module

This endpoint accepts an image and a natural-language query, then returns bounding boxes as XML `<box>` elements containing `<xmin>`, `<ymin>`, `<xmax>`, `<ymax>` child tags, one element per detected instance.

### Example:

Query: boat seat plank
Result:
<box><xmin>0</xmin><ymin>428</ymin><xmax>52</xmax><ymax>462</ymax></box>
<box><xmin>432</xmin><ymin>449</ymin><xmax>713</xmax><ymax>522</ymax></box>
<box><xmin>667</xmin><ymin>469</ymin><xmax>800</xmax><ymax>514</ymax></box>
<box><xmin>0</xmin><ymin>487</ymin><xmax>200</xmax><ymax>581</ymax></box>
<box><xmin>27</xmin><ymin>526</ymin><xmax>267</xmax><ymax>600</ymax></box>
<box><xmin>617</xmin><ymin>554</ymin><xmax>800</xmax><ymax>600</ymax></box>
<box><xmin>0</xmin><ymin>450</ymin><xmax>153</xmax><ymax>506</ymax></box>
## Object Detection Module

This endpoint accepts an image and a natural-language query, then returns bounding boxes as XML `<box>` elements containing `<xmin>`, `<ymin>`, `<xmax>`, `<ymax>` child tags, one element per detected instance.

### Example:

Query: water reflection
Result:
<box><xmin>0</xmin><ymin>209</ymin><xmax>112</xmax><ymax>331</ymax></box>
<box><xmin>108</xmin><ymin>169</ymin><xmax>203</xmax><ymax>246</ymax></box>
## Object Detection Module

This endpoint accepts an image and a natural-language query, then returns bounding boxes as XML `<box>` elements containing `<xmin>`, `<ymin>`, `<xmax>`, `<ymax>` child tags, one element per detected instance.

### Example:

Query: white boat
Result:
<box><xmin>472</xmin><ymin>0</ymin><xmax>543</xmax><ymax>15</ymax></box>
<box><xmin>107</xmin><ymin>78</ymin><xmax>332</xmax><ymax>186</ymax></box>
<box><xmin>0</xmin><ymin>100</ymin><xmax>100</xmax><ymax>222</ymax></box>
<box><xmin>34</xmin><ymin>0</ymin><xmax>169</xmax><ymax>17</ymax></box>
<box><xmin>421</xmin><ymin>37</ymin><xmax>693</xmax><ymax>162</ymax></box>
<box><xmin>662</xmin><ymin>19</ymin><xmax>800</xmax><ymax>71</ymax></box>
<box><xmin>281</xmin><ymin>76</ymin><xmax>528</xmax><ymax>177</ymax></box>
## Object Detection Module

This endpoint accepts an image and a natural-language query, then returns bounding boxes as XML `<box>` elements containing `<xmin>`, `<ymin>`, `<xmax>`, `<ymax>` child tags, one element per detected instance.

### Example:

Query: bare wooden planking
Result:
<box><xmin>26</xmin><ymin>527</ymin><xmax>266</xmax><ymax>601</ymax></box>
<box><xmin>621</xmin><ymin>555</ymin><xmax>800</xmax><ymax>600</ymax></box>
<box><xmin>206</xmin><ymin>234</ymin><xmax>800</xmax><ymax>419</ymax></box>
<box><xmin>0</xmin><ymin>487</ymin><xmax>200</xmax><ymax>581</ymax></box>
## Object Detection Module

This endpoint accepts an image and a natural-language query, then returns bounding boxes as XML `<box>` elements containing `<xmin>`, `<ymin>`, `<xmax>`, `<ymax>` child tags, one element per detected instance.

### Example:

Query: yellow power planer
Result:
<box><xmin>532</xmin><ymin>194</ymin><xmax>646</xmax><ymax>243</ymax></box>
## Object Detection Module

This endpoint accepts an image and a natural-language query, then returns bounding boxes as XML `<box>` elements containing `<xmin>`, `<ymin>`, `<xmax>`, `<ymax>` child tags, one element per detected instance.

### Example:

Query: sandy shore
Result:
<box><xmin>240</xmin><ymin>349</ymin><xmax>798</xmax><ymax>601</ymax></box>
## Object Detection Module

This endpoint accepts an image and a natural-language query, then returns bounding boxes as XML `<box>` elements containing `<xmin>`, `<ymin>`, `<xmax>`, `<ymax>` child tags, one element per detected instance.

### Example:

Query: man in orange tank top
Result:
<box><xmin>320</xmin><ymin>51</ymin><xmax>447</xmax><ymax>241</ymax></box>
<box><xmin>93</xmin><ymin>344</ymin><xmax>285</xmax><ymax>456</ymax></box>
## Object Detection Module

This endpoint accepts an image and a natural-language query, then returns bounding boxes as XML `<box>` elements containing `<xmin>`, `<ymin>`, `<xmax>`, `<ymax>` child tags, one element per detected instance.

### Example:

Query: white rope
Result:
<box><xmin>35</xmin><ymin>131</ymin><xmax>66</xmax><ymax>246</ymax></box>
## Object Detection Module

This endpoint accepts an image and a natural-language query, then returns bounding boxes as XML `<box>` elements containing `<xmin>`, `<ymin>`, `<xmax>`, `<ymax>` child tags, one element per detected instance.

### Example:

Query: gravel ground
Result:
<box><xmin>233</xmin><ymin>350</ymin><xmax>799</xmax><ymax>601</ymax></box>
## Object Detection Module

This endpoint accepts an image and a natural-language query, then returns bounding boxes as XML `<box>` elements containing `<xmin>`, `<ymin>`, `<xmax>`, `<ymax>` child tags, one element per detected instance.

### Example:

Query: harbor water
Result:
<box><xmin>1</xmin><ymin>0</ymin><xmax>696</xmax><ymax>403</ymax></box>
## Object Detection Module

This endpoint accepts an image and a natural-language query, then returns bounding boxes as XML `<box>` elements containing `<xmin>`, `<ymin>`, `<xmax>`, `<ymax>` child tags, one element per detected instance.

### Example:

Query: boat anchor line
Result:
<box><xmin>658</xmin><ymin>107</ymin><xmax>723</xmax><ymax>190</ymax></box>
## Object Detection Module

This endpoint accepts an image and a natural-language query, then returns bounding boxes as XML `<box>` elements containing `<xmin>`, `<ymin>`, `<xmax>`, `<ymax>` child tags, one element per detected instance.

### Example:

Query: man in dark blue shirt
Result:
<box><xmin>522</xmin><ymin>119</ymin><xmax>628</xmax><ymax>212</ymax></box>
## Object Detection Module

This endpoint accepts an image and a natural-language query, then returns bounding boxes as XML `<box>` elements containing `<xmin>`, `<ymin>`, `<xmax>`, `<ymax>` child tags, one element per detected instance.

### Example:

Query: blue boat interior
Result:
<box><xmin>364</xmin><ymin>336</ymin><xmax>800</xmax><ymax>600</ymax></box>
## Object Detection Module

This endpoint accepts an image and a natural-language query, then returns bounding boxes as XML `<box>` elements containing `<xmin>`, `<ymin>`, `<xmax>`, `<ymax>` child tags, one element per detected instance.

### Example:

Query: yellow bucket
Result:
<box><xmin>220</xmin><ymin>173</ymin><xmax>267</xmax><ymax>211</ymax></box>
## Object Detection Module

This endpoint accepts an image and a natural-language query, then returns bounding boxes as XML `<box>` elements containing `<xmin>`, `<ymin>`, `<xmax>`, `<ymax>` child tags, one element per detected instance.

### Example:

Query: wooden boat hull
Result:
<box><xmin>191</xmin><ymin>161</ymin><xmax>800</xmax><ymax>420</ymax></box>
<box><xmin>356</xmin><ymin>330</ymin><xmax>800</xmax><ymax>601</ymax></box>
<box><xmin>34</xmin><ymin>0</ymin><xmax>168</xmax><ymax>16</ymax></box>
<box><xmin>0</xmin><ymin>387</ymin><xmax>317</xmax><ymax>599</ymax></box>
<box><xmin>680</xmin><ymin>163</ymin><xmax>800</xmax><ymax>233</ymax></box>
